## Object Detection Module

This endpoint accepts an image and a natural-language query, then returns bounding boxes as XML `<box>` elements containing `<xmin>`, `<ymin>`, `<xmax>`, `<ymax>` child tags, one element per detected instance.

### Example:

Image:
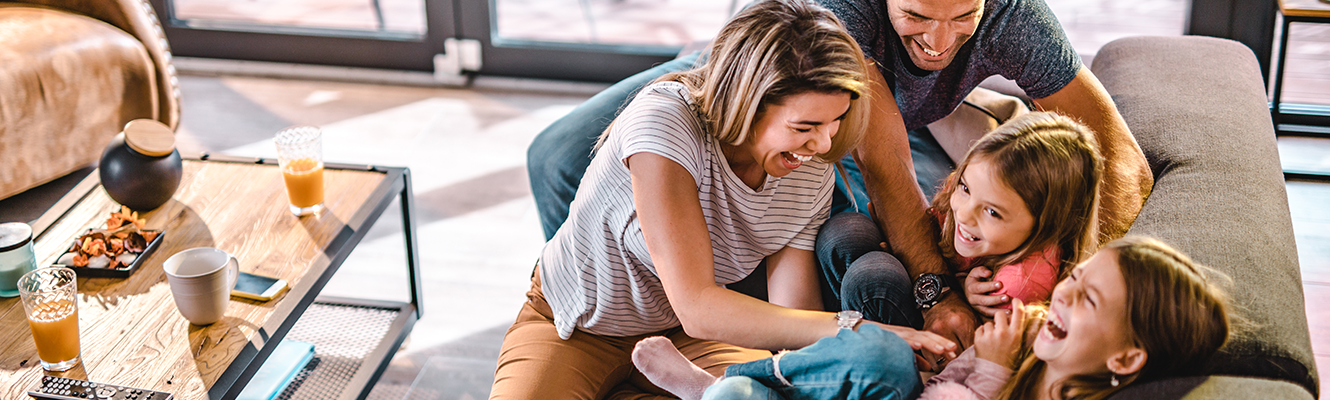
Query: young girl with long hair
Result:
<box><xmin>819</xmin><ymin>111</ymin><xmax>1103</xmax><ymax>347</ymax></box>
<box><xmin>635</xmin><ymin>236</ymin><xmax>1232</xmax><ymax>400</ymax></box>
<box><xmin>934</xmin><ymin>110</ymin><xmax>1104</xmax><ymax>310</ymax></box>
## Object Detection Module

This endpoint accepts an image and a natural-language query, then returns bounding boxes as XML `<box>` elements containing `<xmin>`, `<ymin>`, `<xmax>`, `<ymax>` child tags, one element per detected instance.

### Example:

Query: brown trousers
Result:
<box><xmin>489</xmin><ymin>269</ymin><xmax>770</xmax><ymax>400</ymax></box>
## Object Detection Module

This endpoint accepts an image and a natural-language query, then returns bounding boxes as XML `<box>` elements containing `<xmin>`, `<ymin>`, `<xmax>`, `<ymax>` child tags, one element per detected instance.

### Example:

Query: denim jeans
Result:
<box><xmin>526</xmin><ymin>52</ymin><xmax>703</xmax><ymax>240</ymax></box>
<box><xmin>701</xmin><ymin>324</ymin><xmax>922</xmax><ymax>400</ymax></box>
<box><xmin>814</xmin><ymin>212</ymin><xmax>923</xmax><ymax>329</ymax></box>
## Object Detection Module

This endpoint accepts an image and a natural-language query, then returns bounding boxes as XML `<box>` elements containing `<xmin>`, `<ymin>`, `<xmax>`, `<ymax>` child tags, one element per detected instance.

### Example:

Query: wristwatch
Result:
<box><xmin>835</xmin><ymin>310</ymin><xmax>863</xmax><ymax>330</ymax></box>
<box><xmin>914</xmin><ymin>273</ymin><xmax>956</xmax><ymax>310</ymax></box>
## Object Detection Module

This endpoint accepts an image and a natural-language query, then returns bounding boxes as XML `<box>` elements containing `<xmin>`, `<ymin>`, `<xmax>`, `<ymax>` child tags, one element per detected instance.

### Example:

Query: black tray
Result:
<box><xmin>52</xmin><ymin>230</ymin><xmax>165</xmax><ymax>278</ymax></box>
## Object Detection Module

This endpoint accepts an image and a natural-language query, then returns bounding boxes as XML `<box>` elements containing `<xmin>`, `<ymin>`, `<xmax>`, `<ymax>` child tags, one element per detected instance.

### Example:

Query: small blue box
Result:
<box><xmin>238</xmin><ymin>340</ymin><xmax>315</xmax><ymax>400</ymax></box>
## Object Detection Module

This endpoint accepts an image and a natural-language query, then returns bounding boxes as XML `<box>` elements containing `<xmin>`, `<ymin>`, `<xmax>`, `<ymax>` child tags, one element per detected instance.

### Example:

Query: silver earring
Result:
<box><xmin>1110</xmin><ymin>375</ymin><xmax>1120</xmax><ymax>387</ymax></box>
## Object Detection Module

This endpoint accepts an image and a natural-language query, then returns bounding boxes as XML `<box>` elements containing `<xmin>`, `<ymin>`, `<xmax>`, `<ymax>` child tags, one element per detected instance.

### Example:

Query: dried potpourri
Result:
<box><xmin>61</xmin><ymin>206</ymin><xmax>161</xmax><ymax>269</ymax></box>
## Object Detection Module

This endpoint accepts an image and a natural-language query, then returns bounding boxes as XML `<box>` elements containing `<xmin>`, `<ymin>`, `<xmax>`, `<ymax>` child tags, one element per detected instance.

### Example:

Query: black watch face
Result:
<box><xmin>915</xmin><ymin>276</ymin><xmax>942</xmax><ymax>302</ymax></box>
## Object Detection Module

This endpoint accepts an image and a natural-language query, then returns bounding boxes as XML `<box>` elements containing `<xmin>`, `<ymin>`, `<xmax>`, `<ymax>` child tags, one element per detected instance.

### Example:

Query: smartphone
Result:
<box><xmin>232</xmin><ymin>271</ymin><xmax>289</xmax><ymax>301</ymax></box>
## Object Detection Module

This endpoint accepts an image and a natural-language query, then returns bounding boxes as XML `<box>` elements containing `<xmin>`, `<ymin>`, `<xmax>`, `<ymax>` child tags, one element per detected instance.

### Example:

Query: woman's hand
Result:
<box><xmin>973</xmin><ymin>298</ymin><xmax>1025</xmax><ymax>369</ymax></box>
<box><xmin>865</xmin><ymin>321</ymin><xmax>958</xmax><ymax>372</ymax></box>
<box><xmin>964</xmin><ymin>267</ymin><xmax>1009</xmax><ymax>317</ymax></box>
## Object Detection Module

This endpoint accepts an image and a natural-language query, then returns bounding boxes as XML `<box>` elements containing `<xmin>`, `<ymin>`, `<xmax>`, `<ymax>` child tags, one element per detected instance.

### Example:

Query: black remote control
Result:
<box><xmin>28</xmin><ymin>375</ymin><xmax>173</xmax><ymax>400</ymax></box>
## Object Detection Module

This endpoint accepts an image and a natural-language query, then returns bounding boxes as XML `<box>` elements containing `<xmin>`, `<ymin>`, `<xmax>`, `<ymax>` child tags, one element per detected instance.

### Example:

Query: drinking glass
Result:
<box><xmin>274</xmin><ymin>126</ymin><xmax>325</xmax><ymax>216</ymax></box>
<box><xmin>18</xmin><ymin>267</ymin><xmax>80</xmax><ymax>371</ymax></box>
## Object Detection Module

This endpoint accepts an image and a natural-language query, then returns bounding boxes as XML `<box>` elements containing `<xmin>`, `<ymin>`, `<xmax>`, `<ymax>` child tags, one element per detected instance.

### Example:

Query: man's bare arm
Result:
<box><xmin>854</xmin><ymin>61</ymin><xmax>978</xmax><ymax>365</ymax></box>
<box><xmin>1033</xmin><ymin>66</ymin><xmax>1153</xmax><ymax>243</ymax></box>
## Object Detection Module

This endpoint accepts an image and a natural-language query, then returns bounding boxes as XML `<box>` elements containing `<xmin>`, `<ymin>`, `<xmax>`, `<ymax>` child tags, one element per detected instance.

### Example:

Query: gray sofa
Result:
<box><xmin>1088</xmin><ymin>36</ymin><xmax>1316</xmax><ymax>399</ymax></box>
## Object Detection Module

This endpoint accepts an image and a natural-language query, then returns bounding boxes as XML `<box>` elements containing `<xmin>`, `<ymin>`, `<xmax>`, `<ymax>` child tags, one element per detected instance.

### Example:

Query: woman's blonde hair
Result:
<box><xmin>647</xmin><ymin>0</ymin><xmax>870</xmax><ymax>162</ymax></box>
<box><xmin>997</xmin><ymin>236</ymin><xmax>1232</xmax><ymax>400</ymax></box>
<box><xmin>931</xmin><ymin>111</ymin><xmax>1103</xmax><ymax>274</ymax></box>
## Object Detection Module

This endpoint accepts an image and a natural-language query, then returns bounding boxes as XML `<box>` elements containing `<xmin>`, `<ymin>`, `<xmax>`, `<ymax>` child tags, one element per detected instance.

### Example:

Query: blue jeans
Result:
<box><xmin>814</xmin><ymin>213</ymin><xmax>923</xmax><ymax>330</ymax></box>
<box><xmin>526</xmin><ymin>52</ymin><xmax>703</xmax><ymax>240</ymax></box>
<box><xmin>701</xmin><ymin>325</ymin><xmax>922</xmax><ymax>400</ymax></box>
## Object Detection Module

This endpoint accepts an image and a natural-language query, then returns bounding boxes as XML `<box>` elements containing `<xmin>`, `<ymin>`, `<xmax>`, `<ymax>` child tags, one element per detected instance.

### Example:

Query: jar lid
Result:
<box><xmin>0</xmin><ymin>222</ymin><xmax>33</xmax><ymax>252</ymax></box>
<box><xmin>123</xmin><ymin>119</ymin><xmax>176</xmax><ymax>157</ymax></box>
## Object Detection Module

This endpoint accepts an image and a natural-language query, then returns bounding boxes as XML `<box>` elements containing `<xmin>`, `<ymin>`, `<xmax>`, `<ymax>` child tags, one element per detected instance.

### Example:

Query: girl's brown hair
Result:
<box><xmin>627</xmin><ymin>0</ymin><xmax>870</xmax><ymax>162</ymax></box>
<box><xmin>997</xmin><ymin>236</ymin><xmax>1232</xmax><ymax>400</ymax></box>
<box><xmin>931</xmin><ymin>111</ymin><xmax>1103</xmax><ymax>274</ymax></box>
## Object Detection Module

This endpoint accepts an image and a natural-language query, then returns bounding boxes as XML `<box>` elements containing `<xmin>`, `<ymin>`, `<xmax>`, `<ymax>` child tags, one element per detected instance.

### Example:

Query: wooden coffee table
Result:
<box><xmin>0</xmin><ymin>156</ymin><xmax>423</xmax><ymax>400</ymax></box>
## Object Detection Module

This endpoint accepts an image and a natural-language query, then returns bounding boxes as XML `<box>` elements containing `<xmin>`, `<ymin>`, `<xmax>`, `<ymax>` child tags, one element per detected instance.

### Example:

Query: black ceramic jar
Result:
<box><xmin>99</xmin><ymin>119</ymin><xmax>183</xmax><ymax>211</ymax></box>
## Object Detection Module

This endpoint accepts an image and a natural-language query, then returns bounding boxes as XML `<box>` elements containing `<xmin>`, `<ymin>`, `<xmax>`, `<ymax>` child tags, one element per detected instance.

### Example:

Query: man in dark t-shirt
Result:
<box><xmin>524</xmin><ymin>0</ymin><xmax>1152</xmax><ymax>371</ymax></box>
<box><xmin>825</xmin><ymin>0</ymin><xmax>1081</xmax><ymax>130</ymax></box>
<box><xmin>811</xmin><ymin>0</ymin><xmax>1151</xmax><ymax>371</ymax></box>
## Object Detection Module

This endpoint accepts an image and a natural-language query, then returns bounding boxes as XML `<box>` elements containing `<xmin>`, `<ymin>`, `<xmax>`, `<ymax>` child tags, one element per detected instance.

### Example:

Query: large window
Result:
<box><xmin>494</xmin><ymin>0</ymin><xmax>732</xmax><ymax>48</ymax></box>
<box><xmin>1045</xmin><ymin>0</ymin><xmax>1187</xmax><ymax>57</ymax></box>
<box><xmin>153</xmin><ymin>0</ymin><xmax>449</xmax><ymax>72</ymax></box>
<box><xmin>172</xmin><ymin>0</ymin><xmax>427</xmax><ymax>37</ymax></box>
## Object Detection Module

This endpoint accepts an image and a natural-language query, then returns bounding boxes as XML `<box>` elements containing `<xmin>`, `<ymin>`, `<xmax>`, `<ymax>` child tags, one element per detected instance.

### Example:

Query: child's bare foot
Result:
<box><xmin>632</xmin><ymin>336</ymin><xmax>719</xmax><ymax>400</ymax></box>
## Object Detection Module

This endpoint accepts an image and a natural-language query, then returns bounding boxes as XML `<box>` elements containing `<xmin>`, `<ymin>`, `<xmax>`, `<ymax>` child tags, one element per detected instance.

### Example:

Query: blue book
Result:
<box><xmin>238</xmin><ymin>340</ymin><xmax>316</xmax><ymax>400</ymax></box>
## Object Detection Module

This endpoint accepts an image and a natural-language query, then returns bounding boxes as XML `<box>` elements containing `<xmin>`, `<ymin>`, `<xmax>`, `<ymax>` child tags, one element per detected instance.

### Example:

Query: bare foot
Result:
<box><xmin>632</xmin><ymin>336</ymin><xmax>719</xmax><ymax>400</ymax></box>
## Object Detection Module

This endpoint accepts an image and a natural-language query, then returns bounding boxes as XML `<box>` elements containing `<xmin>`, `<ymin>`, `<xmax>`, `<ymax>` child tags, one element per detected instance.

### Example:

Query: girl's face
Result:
<box><xmin>739</xmin><ymin>91</ymin><xmax>851</xmax><ymax>178</ymax></box>
<box><xmin>1034</xmin><ymin>249</ymin><xmax>1139</xmax><ymax>376</ymax></box>
<box><xmin>948</xmin><ymin>158</ymin><xmax>1034</xmax><ymax>258</ymax></box>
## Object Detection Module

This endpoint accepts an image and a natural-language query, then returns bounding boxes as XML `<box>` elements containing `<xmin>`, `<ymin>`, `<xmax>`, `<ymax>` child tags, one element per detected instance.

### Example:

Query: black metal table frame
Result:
<box><xmin>30</xmin><ymin>155</ymin><xmax>424</xmax><ymax>400</ymax></box>
<box><xmin>1270</xmin><ymin>10</ymin><xmax>1330</xmax><ymax>181</ymax></box>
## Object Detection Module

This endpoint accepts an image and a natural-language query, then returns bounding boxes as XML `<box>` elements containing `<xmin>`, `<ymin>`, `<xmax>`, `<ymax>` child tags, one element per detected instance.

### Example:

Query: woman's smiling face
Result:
<box><xmin>734</xmin><ymin>91</ymin><xmax>851</xmax><ymax>179</ymax></box>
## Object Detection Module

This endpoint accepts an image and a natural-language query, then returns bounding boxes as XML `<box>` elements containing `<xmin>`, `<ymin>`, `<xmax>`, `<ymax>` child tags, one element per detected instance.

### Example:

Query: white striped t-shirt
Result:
<box><xmin>539</xmin><ymin>81</ymin><xmax>836</xmax><ymax>340</ymax></box>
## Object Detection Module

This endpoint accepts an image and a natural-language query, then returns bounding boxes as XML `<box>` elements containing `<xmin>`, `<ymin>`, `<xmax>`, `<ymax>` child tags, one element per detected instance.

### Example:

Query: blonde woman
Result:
<box><xmin>490</xmin><ymin>0</ymin><xmax>956</xmax><ymax>398</ymax></box>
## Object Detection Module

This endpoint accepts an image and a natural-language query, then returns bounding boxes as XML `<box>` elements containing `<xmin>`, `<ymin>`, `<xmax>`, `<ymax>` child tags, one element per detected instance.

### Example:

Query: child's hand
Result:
<box><xmin>973</xmin><ymin>299</ymin><xmax>1025</xmax><ymax>369</ymax></box>
<box><xmin>964</xmin><ymin>267</ymin><xmax>1010</xmax><ymax>317</ymax></box>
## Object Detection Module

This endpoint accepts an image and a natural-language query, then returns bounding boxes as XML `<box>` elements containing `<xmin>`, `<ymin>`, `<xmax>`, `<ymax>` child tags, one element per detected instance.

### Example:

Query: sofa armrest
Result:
<box><xmin>11</xmin><ymin>0</ymin><xmax>179</xmax><ymax>129</ymax></box>
<box><xmin>1111</xmin><ymin>375</ymin><xmax>1313</xmax><ymax>400</ymax></box>
<box><xmin>0</xmin><ymin>5</ymin><xmax>156</xmax><ymax>199</ymax></box>
<box><xmin>1091</xmin><ymin>35</ymin><xmax>1316</xmax><ymax>397</ymax></box>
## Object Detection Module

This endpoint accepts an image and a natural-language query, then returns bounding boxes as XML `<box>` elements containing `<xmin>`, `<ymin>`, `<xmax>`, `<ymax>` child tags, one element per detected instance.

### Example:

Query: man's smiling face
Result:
<box><xmin>887</xmin><ymin>0</ymin><xmax>984</xmax><ymax>71</ymax></box>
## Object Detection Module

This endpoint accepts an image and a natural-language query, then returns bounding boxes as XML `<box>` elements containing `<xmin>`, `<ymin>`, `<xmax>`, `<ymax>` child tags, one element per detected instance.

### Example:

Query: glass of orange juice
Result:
<box><xmin>275</xmin><ymin>126</ymin><xmax>325</xmax><ymax>216</ymax></box>
<box><xmin>18</xmin><ymin>267</ymin><xmax>80</xmax><ymax>371</ymax></box>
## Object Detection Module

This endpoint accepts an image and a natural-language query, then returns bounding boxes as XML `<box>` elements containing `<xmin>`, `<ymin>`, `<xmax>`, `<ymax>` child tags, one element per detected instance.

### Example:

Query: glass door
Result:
<box><xmin>150</xmin><ymin>0</ymin><xmax>453</xmax><ymax>71</ymax></box>
<box><xmin>151</xmin><ymin>0</ymin><xmax>737</xmax><ymax>82</ymax></box>
<box><xmin>456</xmin><ymin>0</ymin><xmax>738</xmax><ymax>82</ymax></box>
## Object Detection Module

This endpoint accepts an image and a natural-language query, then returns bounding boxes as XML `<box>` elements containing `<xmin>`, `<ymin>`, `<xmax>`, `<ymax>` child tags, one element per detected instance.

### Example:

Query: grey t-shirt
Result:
<box><xmin>818</xmin><ymin>0</ymin><xmax>1082</xmax><ymax>130</ymax></box>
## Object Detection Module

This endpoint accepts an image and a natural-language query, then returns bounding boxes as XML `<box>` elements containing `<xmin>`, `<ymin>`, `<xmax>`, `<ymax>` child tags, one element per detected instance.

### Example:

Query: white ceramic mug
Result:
<box><xmin>163</xmin><ymin>247</ymin><xmax>238</xmax><ymax>325</ymax></box>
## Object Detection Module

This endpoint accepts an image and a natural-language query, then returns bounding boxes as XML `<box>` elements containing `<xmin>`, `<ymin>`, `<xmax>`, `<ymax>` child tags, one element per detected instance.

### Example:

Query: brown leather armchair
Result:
<box><xmin>0</xmin><ymin>0</ymin><xmax>179</xmax><ymax>200</ymax></box>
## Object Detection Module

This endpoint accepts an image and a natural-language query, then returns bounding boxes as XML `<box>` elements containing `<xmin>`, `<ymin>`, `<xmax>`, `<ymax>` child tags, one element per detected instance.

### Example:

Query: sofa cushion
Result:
<box><xmin>1091</xmin><ymin>36</ymin><xmax>1316</xmax><ymax>397</ymax></box>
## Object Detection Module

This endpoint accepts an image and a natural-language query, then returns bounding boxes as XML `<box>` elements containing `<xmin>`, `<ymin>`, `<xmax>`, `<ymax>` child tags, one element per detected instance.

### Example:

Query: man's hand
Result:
<box><xmin>974</xmin><ymin>299</ymin><xmax>1026</xmax><ymax>369</ymax></box>
<box><xmin>963</xmin><ymin>267</ymin><xmax>1009</xmax><ymax>317</ymax></box>
<box><xmin>920</xmin><ymin>294</ymin><xmax>978</xmax><ymax>372</ymax></box>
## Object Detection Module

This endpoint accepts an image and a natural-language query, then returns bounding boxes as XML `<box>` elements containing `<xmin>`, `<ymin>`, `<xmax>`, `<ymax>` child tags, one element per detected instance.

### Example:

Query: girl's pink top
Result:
<box><xmin>979</xmin><ymin>248</ymin><xmax>1060</xmax><ymax>309</ymax></box>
